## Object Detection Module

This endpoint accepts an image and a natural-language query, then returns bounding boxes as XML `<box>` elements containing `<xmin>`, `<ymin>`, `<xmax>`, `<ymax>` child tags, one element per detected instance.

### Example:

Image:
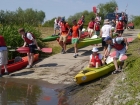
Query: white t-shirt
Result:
<box><xmin>90</xmin><ymin>53</ymin><xmax>103</xmax><ymax>61</ymax></box>
<box><xmin>101</xmin><ymin>24</ymin><xmax>112</xmax><ymax>37</ymax></box>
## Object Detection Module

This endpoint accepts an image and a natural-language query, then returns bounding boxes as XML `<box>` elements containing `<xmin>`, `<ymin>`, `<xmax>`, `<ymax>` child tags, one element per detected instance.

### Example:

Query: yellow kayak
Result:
<box><xmin>74</xmin><ymin>61</ymin><xmax>120</xmax><ymax>84</ymax></box>
<box><xmin>137</xmin><ymin>33</ymin><xmax>140</xmax><ymax>40</ymax></box>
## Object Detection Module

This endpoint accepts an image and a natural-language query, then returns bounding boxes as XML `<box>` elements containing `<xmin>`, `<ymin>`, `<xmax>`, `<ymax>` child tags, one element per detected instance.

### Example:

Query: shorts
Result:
<box><xmin>54</xmin><ymin>24</ymin><xmax>60</xmax><ymax>30</ymax></box>
<box><xmin>72</xmin><ymin>38</ymin><xmax>79</xmax><ymax>44</ymax></box>
<box><xmin>88</xmin><ymin>28</ymin><xmax>94</xmax><ymax>33</ymax></box>
<box><xmin>79</xmin><ymin>25</ymin><xmax>83</xmax><ymax>31</ymax></box>
<box><xmin>0</xmin><ymin>50</ymin><xmax>8</xmax><ymax>65</ymax></box>
<box><xmin>59</xmin><ymin>35</ymin><xmax>67</xmax><ymax>43</ymax></box>
<box><xmin>115</xmin><ymin>48</ymin><xmax>126</xmax><ymax>61</ymax></box>
<box><xmin>102</xmin><ymin>37</ymin><xmax>108</xmax><ymax>47</ymax></box>
<box><xmin>94</xmin><ymin>31</ymin><xmax>100</xmax><ymax>36</ymax></box>
<box><xmin>116</xmin><ymin>30</ymin><xmax>124</xmax><ymax>34</ymax></box>
<box><xmin>28</xmin><ymin>45</ymin><xmax>37</xmax><ymax>53</ymax></box>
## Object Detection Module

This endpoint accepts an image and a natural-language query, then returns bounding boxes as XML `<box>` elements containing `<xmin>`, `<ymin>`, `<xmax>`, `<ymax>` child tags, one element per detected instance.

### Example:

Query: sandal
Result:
<box><xmin>112</xmin><ymin>70</ymin><xmax>120</xmax><ymax>74</ymax></box>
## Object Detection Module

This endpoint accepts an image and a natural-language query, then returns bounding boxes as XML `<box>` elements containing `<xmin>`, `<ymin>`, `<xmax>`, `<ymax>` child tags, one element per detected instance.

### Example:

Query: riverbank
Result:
<box><xmin>4</xmin><ymin>29</ymin><xmax>140</xmax><ymax>105</ymax></box>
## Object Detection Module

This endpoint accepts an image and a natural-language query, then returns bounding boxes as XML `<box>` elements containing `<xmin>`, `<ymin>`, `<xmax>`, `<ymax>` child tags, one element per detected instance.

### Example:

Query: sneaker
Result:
<box><xmin>112</xmin><ymin>70</ymin><xmax>121</xmax><ymax>74</ymax></box>
<box><xmin>61</xmin><ymin>49</ymin><xmax>64</xmax><ymax>54</ymax></box>
<box><xmin>73</xmin><ymin>54</ymin><xmax>77</xmax><ymax>58</ymax></box>
<box><xmin>76</xmin><ymin>54</ymin><xmax>79</xmax><ymax>56</ymax></box>
<box><xmin>4</xmin><ymin>72</ymin><xmax>9</xmax><ymax>75</ymax></box>
<box><xmin>26</xmin><ymin>65</ymin><xmax>32</xmax><ymax>69</ymax></box>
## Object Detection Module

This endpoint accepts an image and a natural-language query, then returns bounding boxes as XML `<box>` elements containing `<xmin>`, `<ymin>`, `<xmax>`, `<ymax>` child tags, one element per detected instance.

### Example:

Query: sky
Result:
<box><xmin>0</xmin><ymin>0</ymin><xmax>139</xmax><ymax>21</ymax></box>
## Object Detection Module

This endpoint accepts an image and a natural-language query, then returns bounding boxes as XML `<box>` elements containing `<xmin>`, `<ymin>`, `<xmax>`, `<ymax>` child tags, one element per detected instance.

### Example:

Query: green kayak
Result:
<box><xmin>40</xmin><ymin>35</ymin><xmax>59</xmax><ymax>42</ymax></box>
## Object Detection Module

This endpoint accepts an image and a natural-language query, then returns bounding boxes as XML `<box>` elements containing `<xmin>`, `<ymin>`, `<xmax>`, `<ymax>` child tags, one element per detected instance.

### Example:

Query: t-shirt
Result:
<box><xmin>108</xmin><ymin>37</ymin><xmax>124</xmax><ymax>51</ymax></box>
<box><xmin>72</xmin><ymin>25</ymin><xmax>79</xmax><ymax>38</ymax></box>
<box><xmin>90</xmin><ymin>53</ymin><xmax>103</xmax><ymax>61</ymax></box>
<box><xmin>101</xmin><ymin>24</ymin><xmax>112</xmax><ymax>37</ymax></box>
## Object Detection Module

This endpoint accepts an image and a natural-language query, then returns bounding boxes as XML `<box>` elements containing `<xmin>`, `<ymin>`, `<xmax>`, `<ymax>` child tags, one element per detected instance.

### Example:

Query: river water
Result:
<box><xmin>0</xmin><ymin>78</ymin><xmax>69</xmax><ymax>105</ymax></box>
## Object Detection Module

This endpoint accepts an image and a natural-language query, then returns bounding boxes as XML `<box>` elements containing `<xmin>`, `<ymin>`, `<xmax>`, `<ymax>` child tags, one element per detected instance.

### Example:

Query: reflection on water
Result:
<box><xmin>0</xmin><ymin>78</ymin><xmax>68</xmax><ymax>105</ymax></box>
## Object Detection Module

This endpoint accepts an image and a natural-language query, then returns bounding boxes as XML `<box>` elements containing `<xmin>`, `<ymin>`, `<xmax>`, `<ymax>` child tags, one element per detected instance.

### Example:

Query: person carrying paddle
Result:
<box><xmin>104</xmin><ymin>36</ymin><xmax>128</xmax><ymax>74</ymax></box>
<box><xmin>18</xmin><ymin>28</ymin><xmax>40</xmax><ymax>68</ymax></box>
<box><xmin>59</xmin><ymin>17</ymin><xmax>71</xmax><ymax>54</ymax></box>
<box><xmin>0</xmin><ymin>35</ymin><xmax>9</xmax><ymax>77</ymax></box>
<box><xmin>100</xmin><ymin>19</ymin><xmax>112</xmax><ymax>57</ymax></box>
<box><xmin>77</xmin><ymin>15</ymin><xmax>85</xmax><ymax>35</ymax></box>
<box><xmin>71</xmin><ymin>20</ymin><xmax>81</xmax><ymax>58</ymax></box>
<box><xmin>87</xmin><ymin>18</ymin><xmax>95</xmax><ymax>38</ymax></box>
<box><xmin>88</xmin><ymin>47</ymin><xmax>104</xmax><ymax>68</ymax></box>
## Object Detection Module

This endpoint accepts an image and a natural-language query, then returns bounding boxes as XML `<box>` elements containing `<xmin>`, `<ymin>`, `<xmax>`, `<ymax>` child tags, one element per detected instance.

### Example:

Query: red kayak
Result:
<box><xmin>57</xmin><ymin>32</ymin><xmax>89</xmax><ymax>44</ymax></box>
<box><xmin>1</xmin><ymin>54</ymin><xmax>39</xmax><ymax>74</ymax></box>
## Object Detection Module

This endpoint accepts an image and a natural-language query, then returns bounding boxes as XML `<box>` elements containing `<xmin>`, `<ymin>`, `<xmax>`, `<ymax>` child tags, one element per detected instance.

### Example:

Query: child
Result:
<box><xmin>88</xmin><ymin>47</ymin><xmax>104</xmax><ymax>68</ymax></box>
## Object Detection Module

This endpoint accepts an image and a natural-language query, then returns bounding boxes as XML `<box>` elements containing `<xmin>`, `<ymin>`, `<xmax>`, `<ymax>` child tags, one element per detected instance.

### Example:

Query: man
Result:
<box><xmin>18</xmin><ymin>28</ymin><xmax>40</xmax><ymax>68</ymax></box>
<box><xmin>115</xmin><ymin>17</ymin><xmax>124</xmax><ymax>36</ymax></box>
<box><xmin>77</xmin><ymin>15</ymin><xmax>85</xmax><ymax>34</ymax></box>
<box><xmin>59</xmin><ymin>17</ymin><xmax>71</xmax><ymax>54</ymax></box>
<box><xmin>87</xmin><ymin>18</ymin><xmax>95</xmax><ymax>38</ymax></box>
<box><xmin>53</xmin><ymin>17</ymin><xmax>61</xmax><ymax>36</ymax></box>
<box><xmin>104</xmin><ymin>36</ymin><xmax>128</xmax><ymax>74</ymax></box>
<box><xmin>71</xmin><ymin>20</ymin><xmax>80</xmax><ymax>58</ymax></box>
<box><xmin>0</xmin><ymin>35</ymin><xmax>8</xmax><ymax>77</ymax></box>
<box><xmin>100</xmin><ymin>19</ymin><xmax>112</xmax><ymax>56</ymax></box>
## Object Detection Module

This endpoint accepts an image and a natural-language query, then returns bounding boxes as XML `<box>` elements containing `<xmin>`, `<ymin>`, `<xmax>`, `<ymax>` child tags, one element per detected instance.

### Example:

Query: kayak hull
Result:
<box><xmin>41</xmin><ymin>35</ymin><xmax>59</xmax><ymax>42</ymax></box>
<box><xmin>1</xmin><ymin>54</ymin><xmax>39</xmax><ymax>74</ymax></box>
<box><xmin>74</xmin><ymin>62</ymin><xmax>120</xmax><ymax>84</ymax></box>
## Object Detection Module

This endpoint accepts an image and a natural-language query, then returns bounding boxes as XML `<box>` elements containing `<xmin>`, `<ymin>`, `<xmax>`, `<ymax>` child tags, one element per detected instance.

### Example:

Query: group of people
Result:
<box><xmin>0</xmin><ymin>12</ymin><xmax>129</xmax><ymax>77</ymax></box>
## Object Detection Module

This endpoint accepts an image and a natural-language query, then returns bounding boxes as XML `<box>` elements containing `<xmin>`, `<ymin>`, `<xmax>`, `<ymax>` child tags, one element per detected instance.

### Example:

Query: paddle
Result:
<box><xmin>109</xmin><ymin>51</ymin><xmax>127</xmax><ymax>61</ymax></box>
<box><xmin>127</xmin><ymin>37</ymin><xmax>133</xmax><ymax>43</ymax></box>
<box><xmin>16</xmin><ymin>47</ymin><xmax>52</xmax><ymax>53</ymax></box>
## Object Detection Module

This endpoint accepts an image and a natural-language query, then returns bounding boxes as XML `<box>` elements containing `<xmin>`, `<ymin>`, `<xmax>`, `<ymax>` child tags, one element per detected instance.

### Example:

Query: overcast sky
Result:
<box><xmin>0</xmin><ymin>0</ymin><xmax>139</xmax><ymax>20</ymax></box>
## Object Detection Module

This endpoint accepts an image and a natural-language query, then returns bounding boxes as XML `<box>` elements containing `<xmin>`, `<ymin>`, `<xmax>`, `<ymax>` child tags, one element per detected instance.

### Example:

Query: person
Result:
<box><xmin>121</xmin><ymin>12</ymin><xmax>127</xmax><ymax>29</ymax></box>
<box><xmin>104</xmin><ymin>36</ymin><xmax>128</xmax><ymax>74</ymax></box>
<box><xmin>87</xmin><ymin>18</ymin><xmax>95</xmax><ymax>38</ymax></box>
<box><xmin>53</xmin><ymin>17</ymin><xmax>61</xmax><ymax>36</ymax></box>
<box><xmin>94</xmin><ymin>20</ymin><xmax>100</xmax><ymax>36</ymax></box>
<box><xmin>77</xmin><ymin>15</ymin><xmax>85</xmax><ymax>34</ymax></box>
<box><xmin>88</xmin><ymin>47</ymin><xmax>104</xmax><ymax>68</ymax></box>
<box><xmin>0</xmin><ymin>35</ymin><xmax>8</xmax><ymax>77</ymax></box>
<box><xmin>18</xmin><ymin>28</ymin><xmax>40</xmax><ymax>68</ymax></box>
<box><xmin>95</xmin><ymin>13</ymin><xmax>101</xmax><ymax>22</ymax></box>
<box><xmin>100</xmin><ymin>19</ymin><xmax>112</xmax><ymax>56</ymax></box>
<box><xmin>115</xmin><ymin>17</ymin><xmax>124</xmax><ymax>37</ymax></box>
<box><xmin>59</xmin><ymin>17</ymin><xmax>71</xmax><ymax>54</ymax></box>
<box><xmin>71</xmin><ymin>20</ymin><xmax>81</xmax><ymax>58</ymax></box>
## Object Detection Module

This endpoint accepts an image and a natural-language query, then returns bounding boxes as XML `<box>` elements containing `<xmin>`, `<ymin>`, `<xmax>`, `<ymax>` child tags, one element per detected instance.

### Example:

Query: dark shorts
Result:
<box><xmin>79</xmin><ymin>25</ymin><xmax>83</xmax><ymax>31</ymax></box>
<box><xmin>28</xmin><ymin>45</ymin><xmax>37</xmax><ymax>53</ymax></box>
<box><xmin>102</xmin><ymin>37</ymin><xmax>108</xmax><ymax>47</ymax></box>
<box><xmin>116</xmin><ymin>30</ymin><xmax>124</xmax><ymax>34</ymax></box>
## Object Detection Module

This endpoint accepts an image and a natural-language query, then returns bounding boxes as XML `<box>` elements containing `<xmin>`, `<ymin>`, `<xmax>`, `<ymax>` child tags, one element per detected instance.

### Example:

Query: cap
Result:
<box><xmin>92</xmin><ymin>47</ymin><xmax>98</xmax><ymax>52</ymax></box>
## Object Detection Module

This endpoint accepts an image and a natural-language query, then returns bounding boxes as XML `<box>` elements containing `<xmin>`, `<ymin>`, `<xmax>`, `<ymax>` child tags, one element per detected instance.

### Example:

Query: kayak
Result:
<box><xmin>77</xmin><ymin>38</ymin><xmax>102</xmax><ymax>48</ymax></box>
<box><xmin>56</xmin><ymin>32</ymin><xmax>89</xmax><ymax>44</ymax></box>
<box><xmin>40</xmin><ymin>35</ymin><xmax>59</xmax><ymax>42</ymax></box>
<box><xmin>74</xmin><ymin>61</ymin><xmax>120</xmax><ymax>84</ymax></box>
<box><xmin>137</xmin><ymin>33</ymin><xmax>140</xmax><ymax>40</ymax></box>
<box><xmin>1</xmin><ymin>54</ymin><xmax>39</xmax><ymax>74</ymax></box>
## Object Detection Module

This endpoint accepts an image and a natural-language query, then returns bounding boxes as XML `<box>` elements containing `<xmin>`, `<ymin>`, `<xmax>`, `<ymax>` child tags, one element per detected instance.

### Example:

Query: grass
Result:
<box><xmin>36</xmin><ymin>27</ymin><xmax>74</xmax><ymax>57</ymax></box>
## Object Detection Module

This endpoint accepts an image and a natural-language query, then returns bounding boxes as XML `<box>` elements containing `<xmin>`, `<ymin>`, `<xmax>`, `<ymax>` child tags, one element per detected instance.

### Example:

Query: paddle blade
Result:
<box><xmin>16</xmin><ymin>47</ymin><xmax>30</xmax><ymax>53</ymax></box>
<box><xmin>109</xmin><ymin>51</ymin><xmax>117</xmax><ymax>57</ymax></box>
<box><xmin>93</xmin><ymin>6</ymin><xmax>97</xmax><ymax>14</ymax></box>
<box><xmin>119</xmin><ymin>55</ymin><xmax>127</xmax><ymax>61</ymax></box>
<box><xmin>127</xmin><ymin>37</ymin><xmax>133</xmax><ymax>43</ymax></box>
<box><xmin>41</xmin><ymin>48</ymin><xmax>52</xmax><ymax>53</ymax></box>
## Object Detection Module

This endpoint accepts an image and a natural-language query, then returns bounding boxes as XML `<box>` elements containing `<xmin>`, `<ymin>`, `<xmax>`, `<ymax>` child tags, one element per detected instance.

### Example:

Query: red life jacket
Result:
<box><xmin>88</xmin><ymin>21</ymin><xmax>94</xmax><ymax>28</ymax></box>
<box><xmin>116</xmin><ymin>21</ymin><xmax>123</xmax><ymax>30</ymax></box>
<box><xmin>91</xmin><ymin>54</ymin><xmax>102</xmax><ymax>67</ymax></box>
<box><xmin>23</xmin><ymin>33</ymin><xmax>35</xmax><ymax>44</ymax></box>
<box><xmin>60</xmin><ymin>22</ymin><xmax>68</xmax><ymax>32</ymax></box>
<box><xmin>0</xmin><ymin>35</ymin><xmax>6</xmax><ymax>47</ymax></box>
<box><xmin>77</xmin><ymin>19</ymin><xmax>83</xmax><ymax>25</ymax></box>
<box><xmin>112</xmin><ymin>38</ymin><xmax>125</xmax><ymax>50</ymax></box>
<box><xmin>95</xmin><ymin>23</ymin><xmax>100</xmax><ymax>31</ymax></box>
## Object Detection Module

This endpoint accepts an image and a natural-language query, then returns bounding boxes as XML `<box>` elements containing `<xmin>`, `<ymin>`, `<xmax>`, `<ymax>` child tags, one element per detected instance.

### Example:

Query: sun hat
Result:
<box><xmin>104</xmin><ymin>19</ymin><xmax>110</xmax><ymax>24</ymax></box>
<box><xmin>104</xmin><ymin>36</ymin><xmax>112</xmax><ymax>41</ymax></box>
<box><xmin>92</xmin><ymin>47</ymin><xmax>98</xmax><ymax>52</ymax></box>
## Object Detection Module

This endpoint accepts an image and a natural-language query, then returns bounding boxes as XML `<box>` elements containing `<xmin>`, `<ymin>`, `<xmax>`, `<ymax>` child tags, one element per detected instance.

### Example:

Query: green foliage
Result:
<box><xmin>42</xmin><ymin>18</ymin><xmax>55</xmax><ymax>27</ymax></box>
<box><xmin>0</xmin><ymin>8</ymin><xmax>45</xmax><ymax>26</ymax></box>
<box><xmin>131</xmin><ymin>16</ymin><xmax>140</xmax><ymax>28</ymax></box>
